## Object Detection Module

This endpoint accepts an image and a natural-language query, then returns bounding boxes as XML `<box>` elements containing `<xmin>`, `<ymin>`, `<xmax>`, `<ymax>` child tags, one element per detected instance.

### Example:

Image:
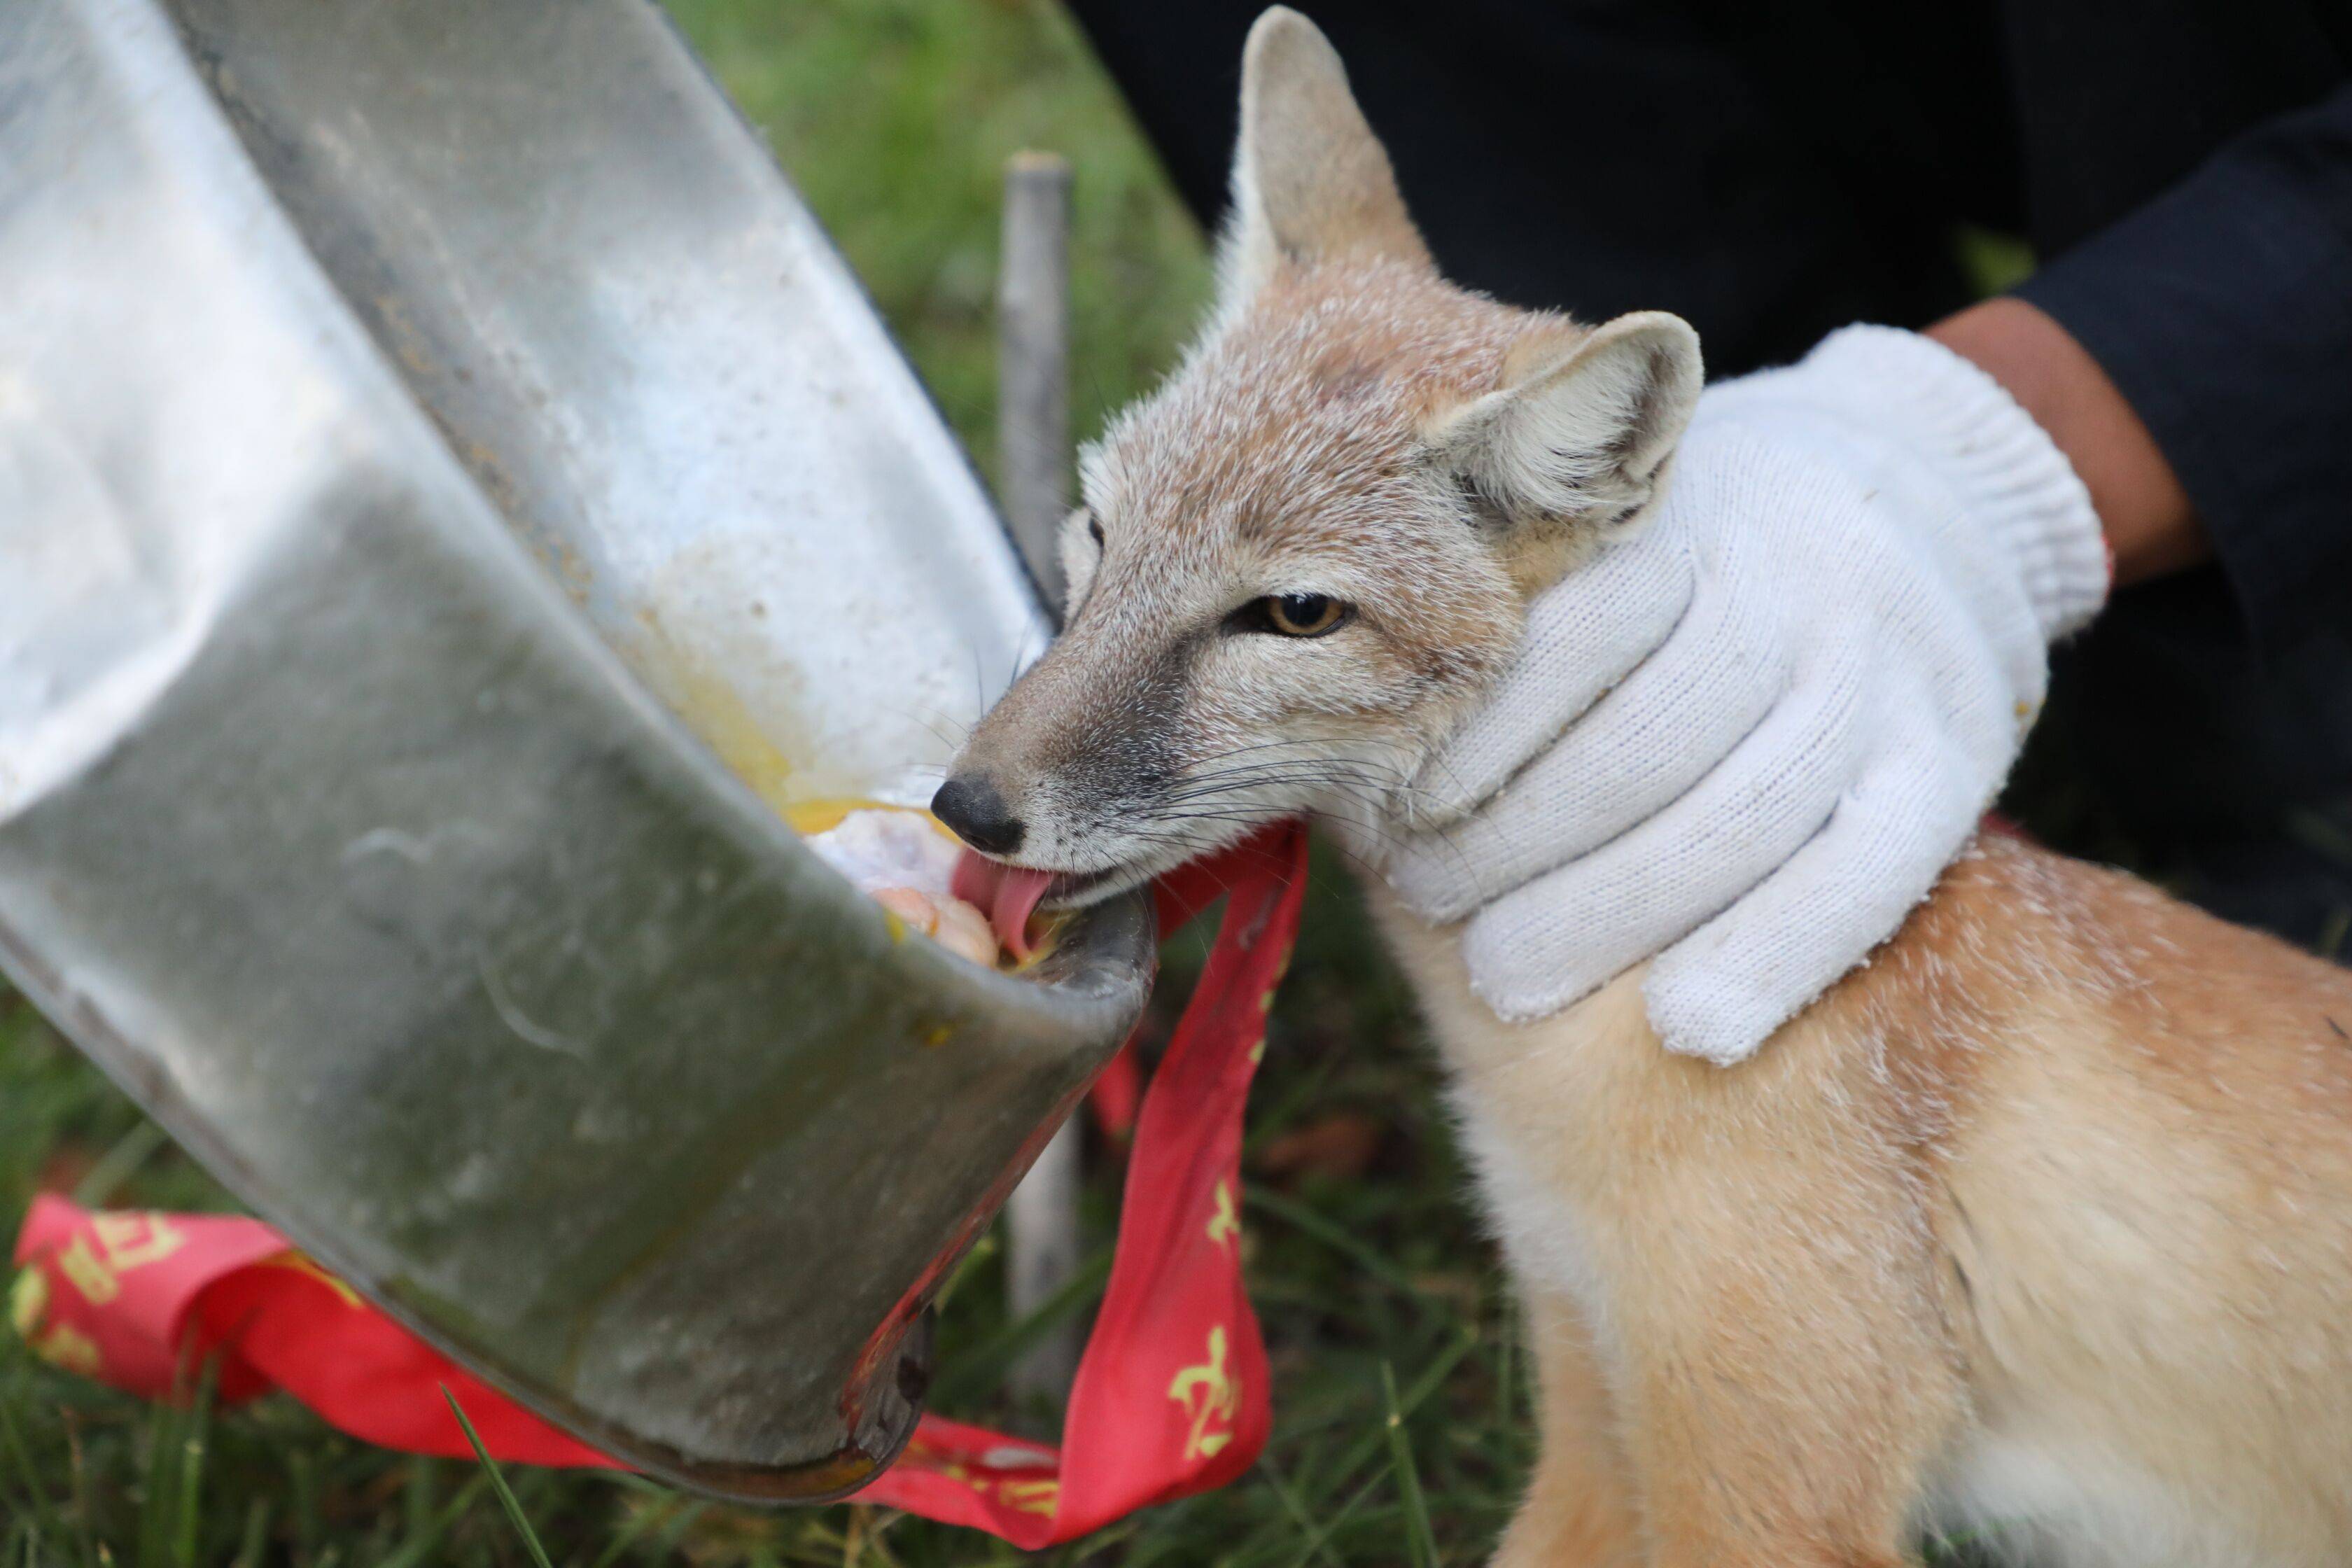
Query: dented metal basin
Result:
<box><xmin>0</xmin><ymin>0</ymin><xmax>1151</xmax><ymax>1501</ymax></box>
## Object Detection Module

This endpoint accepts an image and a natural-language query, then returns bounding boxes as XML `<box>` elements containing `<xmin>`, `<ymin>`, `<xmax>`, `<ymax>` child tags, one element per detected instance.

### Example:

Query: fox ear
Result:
<box><xmin>1427</xmin><ymin>312</ymin><xmax>1703</xmax><ymax>589</ymax></box>
<box><xmin>1218</xmin><ymin>8</ymin><xmax>1432</xmax><ymax>307</ymax></box>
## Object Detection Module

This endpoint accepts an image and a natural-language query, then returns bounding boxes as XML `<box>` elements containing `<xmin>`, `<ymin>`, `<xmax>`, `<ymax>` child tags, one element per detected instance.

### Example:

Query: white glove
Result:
<box><xmin>1386</xmin><ymin>326</ymin><xmax>2110</xmax><ymax>1063</ymax></box>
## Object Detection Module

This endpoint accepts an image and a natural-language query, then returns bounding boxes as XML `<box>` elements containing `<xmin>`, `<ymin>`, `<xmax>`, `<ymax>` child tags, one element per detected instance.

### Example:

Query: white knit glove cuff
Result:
<box><xmin>1712</xmin><ymin>325</ymin><xmax>2112</xmax><ymax>640</ymax></box>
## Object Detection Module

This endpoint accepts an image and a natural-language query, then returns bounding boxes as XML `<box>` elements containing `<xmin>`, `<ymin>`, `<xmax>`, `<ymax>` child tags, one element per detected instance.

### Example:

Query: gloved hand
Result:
<box><xmin>1385</xmin><ymin>326</ymin><xmax>2110</xmax><ymax>1064</ymax></box>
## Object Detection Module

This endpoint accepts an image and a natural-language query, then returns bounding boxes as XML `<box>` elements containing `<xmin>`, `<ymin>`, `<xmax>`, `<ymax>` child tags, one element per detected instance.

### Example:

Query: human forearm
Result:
<box><xmin>1926</xmin><ymin>296</ymin><xmax>2203</xmax><ymax>587</ymax></box>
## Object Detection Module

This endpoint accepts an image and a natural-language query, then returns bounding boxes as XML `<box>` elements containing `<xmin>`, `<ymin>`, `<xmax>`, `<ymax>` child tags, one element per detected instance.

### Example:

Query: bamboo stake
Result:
<box><xmin>998</xmin><ymin>150</ymin><xmax>1082</xmax><ymax>1406</ymax></box>
<box><xmin>996</xmin><ymin>150</ymin><xmax>1072</xmax><ymax>617</ymax></box>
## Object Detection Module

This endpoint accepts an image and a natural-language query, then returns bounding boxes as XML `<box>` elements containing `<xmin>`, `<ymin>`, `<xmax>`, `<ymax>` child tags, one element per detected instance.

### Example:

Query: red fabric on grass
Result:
<box><xmin>10</xmin><ymin>822</ymin><xmax>1309</xmax><ymax>1547</ymax></box>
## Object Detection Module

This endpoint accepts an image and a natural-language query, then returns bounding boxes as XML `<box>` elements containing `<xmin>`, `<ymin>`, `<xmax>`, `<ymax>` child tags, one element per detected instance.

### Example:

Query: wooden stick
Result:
<box><xmin>997</xmin><ymin>150</ymin><xmax>1072</xmax><ymax>619</ymax></box>
<box><xmin>1006</xmin><ymin>1118</ymin><xmax>1083</xmax><ymax>1404</ymax></box>
<box><xmin>998</xmin><ymin>150</ymin><xmax>1082</xmax><ymax>1405</ymax></box>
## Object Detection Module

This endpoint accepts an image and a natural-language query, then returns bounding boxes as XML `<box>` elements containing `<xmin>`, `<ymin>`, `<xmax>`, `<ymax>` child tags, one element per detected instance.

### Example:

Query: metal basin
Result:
<box><xmin>0</xmin><ymin>0</ymin><xmax>1152</xmax><ymax>1500</ymax></box>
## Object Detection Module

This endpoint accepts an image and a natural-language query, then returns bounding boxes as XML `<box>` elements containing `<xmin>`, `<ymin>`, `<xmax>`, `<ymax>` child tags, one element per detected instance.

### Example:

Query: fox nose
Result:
<box><xmin>931</xmin><ymin>774</ymin><xmax>1026</xmax><ymax>855</ymax></box>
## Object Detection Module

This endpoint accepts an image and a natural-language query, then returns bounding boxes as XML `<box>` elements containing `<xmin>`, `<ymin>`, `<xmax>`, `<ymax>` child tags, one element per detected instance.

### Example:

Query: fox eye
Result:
<box><xmin>1238</xmin><ymin>592</ymin><xmax>1353</xmax><ymax>638</ymax></box>
<box><xmin>1085</xmin><ymin>511</ymin><xmax>1105</xmax><ymax>547</ymax></box>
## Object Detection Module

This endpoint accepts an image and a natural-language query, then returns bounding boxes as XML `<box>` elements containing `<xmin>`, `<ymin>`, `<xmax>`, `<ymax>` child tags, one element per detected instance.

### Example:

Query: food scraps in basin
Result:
<box><xmin>800</xmin><ymin>806</ymin><xmax>1054</xmax><ymax>968</ymax></box>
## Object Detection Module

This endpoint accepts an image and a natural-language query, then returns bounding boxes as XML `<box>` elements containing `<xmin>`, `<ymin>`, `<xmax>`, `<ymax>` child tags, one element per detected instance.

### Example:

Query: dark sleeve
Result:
<box><xmin>2017</xmin><ymin>85</ymin><xmax>2352</xmax><ymax>649</ymax></box>
<box><xmin>1064</xmin><ymin>0</ymin><xmax>1987</xmax><ymax>376</ymax></box>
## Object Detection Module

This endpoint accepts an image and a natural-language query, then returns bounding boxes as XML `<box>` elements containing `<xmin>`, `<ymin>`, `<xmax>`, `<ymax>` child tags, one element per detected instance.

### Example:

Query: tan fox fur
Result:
<box><xmin>942</xmin><ymin>10</ymin><xmax>2352</xmax><ymax>1564</ymax></box>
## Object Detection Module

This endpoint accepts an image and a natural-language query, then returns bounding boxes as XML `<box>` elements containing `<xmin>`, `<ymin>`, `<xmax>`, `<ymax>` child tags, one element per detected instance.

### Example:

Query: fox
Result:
<box><xmin>932</xmin><ymin>10</ymin><xmax>2352</xmax><ymax>1565</ymax></box>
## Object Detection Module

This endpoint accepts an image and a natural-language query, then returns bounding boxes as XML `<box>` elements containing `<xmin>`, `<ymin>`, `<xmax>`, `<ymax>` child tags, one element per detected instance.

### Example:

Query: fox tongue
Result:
<box><xmin>949</xmin><ymin>849</ymin><xmax>1001</xmax><ymax>918</ymax></box>
<box><xmin>950</xmin><ymin>851</ymin><xmax>1054</xmax><ymax>960</ymax></box>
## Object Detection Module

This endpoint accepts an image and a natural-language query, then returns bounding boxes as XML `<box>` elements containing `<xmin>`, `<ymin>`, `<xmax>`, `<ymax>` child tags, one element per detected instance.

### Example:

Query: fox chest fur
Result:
<box><xmin>1373</xmin><ymin>839</ymin><xmax>2352</xmax><ymax>1567</ymax></box>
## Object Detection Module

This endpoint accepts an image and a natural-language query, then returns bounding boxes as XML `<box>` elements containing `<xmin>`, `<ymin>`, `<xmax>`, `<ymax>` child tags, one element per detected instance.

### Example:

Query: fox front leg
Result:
<box><xmin>1569</xmin><ymin>1091</ymin><xmax>1963</xmax><ymax>1567</ymax></box>
<box><xmin>1493</xmin><ymin>1286</ymin><xmax>1644</xmax><ymax>1568</ymax></box>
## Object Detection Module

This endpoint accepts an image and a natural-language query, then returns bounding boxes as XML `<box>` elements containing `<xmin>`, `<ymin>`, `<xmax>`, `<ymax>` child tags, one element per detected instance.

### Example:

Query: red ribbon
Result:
<box><xmin>9</xmin><ymin>822</ymin><xmax>1309</xmax><ymax>1546</ymax></box>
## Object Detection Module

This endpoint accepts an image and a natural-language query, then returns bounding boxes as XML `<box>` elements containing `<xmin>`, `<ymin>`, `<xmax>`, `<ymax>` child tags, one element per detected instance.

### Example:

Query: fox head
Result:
<box><xmin>935</xmin><ymin>6</ymin><xmax>1700</xmax><ymax>902</ymax></box>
